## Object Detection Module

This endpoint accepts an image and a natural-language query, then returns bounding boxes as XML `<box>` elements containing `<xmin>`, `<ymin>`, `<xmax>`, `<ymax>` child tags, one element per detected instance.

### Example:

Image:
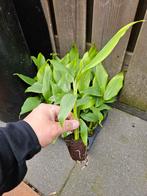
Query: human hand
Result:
<box><xmin>24</xmin><ymin>103</ymin><xmax>79</xmax><ymax>147</ymax></box>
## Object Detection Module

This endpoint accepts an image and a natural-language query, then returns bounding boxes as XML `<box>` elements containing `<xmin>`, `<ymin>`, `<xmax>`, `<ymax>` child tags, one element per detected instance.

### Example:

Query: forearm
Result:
<box><xmin>0</xmin><ymin>121</ymin><xmax>41</xmax><ymax>194</ymax></box>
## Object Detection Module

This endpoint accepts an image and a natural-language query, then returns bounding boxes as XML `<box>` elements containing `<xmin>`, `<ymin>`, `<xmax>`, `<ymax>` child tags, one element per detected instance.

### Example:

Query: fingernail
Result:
<box><xmin>73</xmin><ymin>120</ymin><xmax>79</xmax><ymax>128</ymax></box>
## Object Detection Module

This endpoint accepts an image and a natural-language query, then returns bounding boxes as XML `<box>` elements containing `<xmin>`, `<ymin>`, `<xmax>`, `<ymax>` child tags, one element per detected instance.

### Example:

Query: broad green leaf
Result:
<box><xmin>77</xmin><ymin>96</ymin><xmax>95</xmax><ymax>110</ymax></box>
<box><xmin>66</xmin><ymin>58</ymin><xmax>80</xmax><ymax>77</ymax></box>
<box><xmin>77</xmin><ymin>70</ymin><xmax>91</xmax><ymax>92</ymax></box>
<box><xmin>37</xmin><ymin>64</ymin><xmax>47</xmax><ymax>82</ymax></box>
<box><xmin>92</xmin><ymin>77</ymin><xmax>104</xmax><ymax>97</ymax></box>
<box><xmin>104</xmin><ymin>72</ymin><xmax>124</xmax><ymax>100</ymax></box>
<box><xmin>58</xmin><ymin>93</ymin><xmax>76</xmax><ymax>124</ymax></box>
<box><xmin>50</xmin><ymin>59</ymin><xmax>74</xmax><ymax>82</ymax></box>
<box><xmin>69</xmin><ymin>44</ymin><xmax>79</xmax><ymax>61</ymax></box>
<box><xmin>31</xmin><ymin>53</ymin><xmax>46</xmax><ymax>69</ymax></box>
<box><xmin>82</xmin><ymin>21</ymin><xmax>143</xmax><ymax>73</ymax></box>
<box><xmin>14</xmin><ymin>73</ymin><xmax>35</xmax><ymax>85</ymax></box>
<box><xmin>31</xmin><ymin>56</ymin><xmax>38</xmax><ymax>67</ymax></box>
<box><xmin>42</xmin><ymin>66</ymin><xmax>52</xmax><ymax>100</ymax></box>
<box><xmin>95</xmin><ymin>63</ymin><xmax>108</xmax><ymax>94</ymax></box>
<box><xmin>51</xmin><ymin>81</ymin><xmax>63</xmax><ymax>95</ymax></box>
<box><xmin>81</xmin><ymin>86</ymin><xmax>102</xmax><ymax>97</ymax></box>
<box><xmin>20</xmin><ymin>96</ymin><xmax>41</xmax><ymax>115</ymax></box>
<box><xmin>79</xmin><ymin>45</ymin><xmax>97</xmax><ymax>68</ymax></box>
<box><xmin>80</xmin><ymin>119</ymin><xmax>88</xmax><ymax>146</ymax></box>
<box><xmin>53</xmin><ymin>69</ymin><xmax>61</xmax><ymax>83</ymax></box>
<box><xmin>25</xmin><ymin>82</ymin><xmax>42</xmax><ymax>93</ymax></box>
<box><xmin>80</xmin><ymin>52</ymin><xmax>89</xmax><ymax>66</ymax></box>
<box><xmin>37</xmin><ymin>53</ymin><xmax>46</xmax><ymax>67</ymax></box>
<box><xmin>61</xmin><ymin>53</ymin><xmax>70</xmax><ymax>65</ymax></box>
<box><xmin>49</xmin><ymin>94</ymin><xmax>64</xmax><ymax>104</ymax></box>
<box><xmin>88</xmin><ymin>45</ymin><xmax>98</xmax><ymax>60</ymax></box>
<box><xmin>50</xmin><ymin>81</ymin><xmax>65</xmax><ymax>104</ymax></box>
<box><xmin>80</xmin><ymin>112</ymin><xmax>98</xmax><ymax>122</ymax></box>
<box><xmin>58</xmin><ymin>76</ymin><xmax>71</xmax><ymax>93</ymax></box>
<box><xmin>91</xmin><ymin>107</ymin><xmax>104</xmax><ymax>125</ymax></box>
<box><xmin>95</xmin><ymin>97</ymin><xmax>104</xmax><ymax>107</ymax></box>
<box><xmin>97</xmin><ymin>103</ymin><xmax>111</xmax><ymax>111</ymax></box>
<box><xmin>105</xmin><ymin>97</ymin><xmax>116</xmax><ymax>103</ymax></box>
<box><xmin>50</xmin><ymin>59</ymin><xmax>73</xmax><ymax>76</ymax></box>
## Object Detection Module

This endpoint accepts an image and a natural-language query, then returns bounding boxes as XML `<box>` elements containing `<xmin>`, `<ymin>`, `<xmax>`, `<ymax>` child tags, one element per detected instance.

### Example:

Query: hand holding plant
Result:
<box><xmin>24</xmin><ymin>103</ymin><xmax>79</xmax><ymax>147</ymax></box>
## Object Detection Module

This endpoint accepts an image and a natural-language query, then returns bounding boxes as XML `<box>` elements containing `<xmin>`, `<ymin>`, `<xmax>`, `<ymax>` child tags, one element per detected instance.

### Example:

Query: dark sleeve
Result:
<box><xmin>0</xmin><ymin>120</ymin><xmax>41</xmax><ymax>194</ymax></box>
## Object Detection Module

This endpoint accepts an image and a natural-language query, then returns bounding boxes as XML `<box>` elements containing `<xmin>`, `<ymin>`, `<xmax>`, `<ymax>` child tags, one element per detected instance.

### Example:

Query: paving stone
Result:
<box><xmin>60</xmin><ymin>109</ymin><xmax>147</xmax><ymax>196</ymax></box>
<box><xmin>3</xmin><ymin>182</ymin><xmax>39</xmax><ymax>196</ymax></box>
<box><xmin>25</xmin><ymin>139</ymin><xmax>75</xmax><ymax>196</ymax></box>
<box><xmin>0</xmin><ymin>120</ymin><xmax>5</xmax><ymax>127</ymax></box>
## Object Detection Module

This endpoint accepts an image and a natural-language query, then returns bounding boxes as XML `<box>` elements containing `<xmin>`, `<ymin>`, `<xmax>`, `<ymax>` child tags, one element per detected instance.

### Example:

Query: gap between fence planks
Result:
<box><xmin>40</xmin><ymin>0</ymin><xmax>56</xmax><ymax>53</ymax></box>
<box><xmin>92</xmin><ymin>0</ymin><xmax>139</xmax><ymax>77</ymax></box>
<box><xmin>120</xmin><ymin>11</ymin><xmax>147</xmax><ymax>111</ymax></box>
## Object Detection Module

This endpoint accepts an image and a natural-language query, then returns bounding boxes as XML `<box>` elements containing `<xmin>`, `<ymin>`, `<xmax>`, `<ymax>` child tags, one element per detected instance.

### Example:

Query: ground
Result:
<box><xmin>2</xmin><ymin>108</ymin><xmax>147</xmax><ymax>196</ymax></box>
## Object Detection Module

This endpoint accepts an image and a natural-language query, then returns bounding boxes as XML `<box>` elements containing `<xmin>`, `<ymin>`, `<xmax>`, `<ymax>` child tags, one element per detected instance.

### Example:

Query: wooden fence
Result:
<box><xmin>40</xmin><ymin>0</ymin><xmax>147</xmax><ymax>111</ymax></box>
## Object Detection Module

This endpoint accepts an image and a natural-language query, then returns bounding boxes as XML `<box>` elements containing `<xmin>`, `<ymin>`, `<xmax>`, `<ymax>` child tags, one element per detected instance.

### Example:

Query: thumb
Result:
<box><xmin>58</xmin><ymin>120</ymin><xmax>79</xmax><ymax>133</ymax></box>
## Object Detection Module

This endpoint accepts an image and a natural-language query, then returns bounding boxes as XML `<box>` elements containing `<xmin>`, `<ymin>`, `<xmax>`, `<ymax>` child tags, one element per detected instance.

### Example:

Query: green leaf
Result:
<box><xmin>91</xmin><ymin>107</ymin><xmax>104</xmax><ymax>125</ymax></box>
<box><xmin>25</xmin><ymin>82</ymin><xmax>42</xmax><ymax>93</ymax></box>
<box><xmin>95</xmin><ymin>97</ymin><xmax>104</xmax><ymax>107</ymax></box>
<box><xmin>80</xmin><ymin>119</ymin><xmax>88</xmax><ymax>146</ymax></box>
<box><xmin>42</xmin><ymin>66</ymin><xmax>52</xmax><ymax>100</ymax></box>
<box><xmin>95</xmin><ymin>63</ymin><xmax>108</xmax><ymax>94</ymax></box>
<box><xmin>97</xmin><ymin>104</ymin><xmax>111</xmax><ymax>111</ymax></box>
<box><xmin>80</xmin><ymin>112</ymin><xmax>98</xmax><ymax>122</ymax></box>
<box><xmin>66</xmin><ymin>58</ymin><xmax>80</xmax><ymax>77</ymax></box>
<box><xmin>31</xmin><ymin>53</ymin><xmax>46</xmax><ymax>69</ymax></box>
<box><xmin>77</xmin><ymin>96</ymin><xmax>95</xmax><ymax>110</ymax></box>
<box><xmin>81</xmin><ymin>86</ymin><xmax>102</xmax><ymax>97</ymax></box>
<box><xmin>53</xmin><ymin>69</ymin><xmax>61</xmax><ymax>83</ymax></box>
<box><xmin>51</xmin><ymin>81</ymin><xmax>63</xmax><ymax>95</ymax></box>
<box><xmin>105</xmin><ymin>97</ymin><xmax>116</xmax><ymax>103</ymax></box>
<box><xmin>50</xmin><ymin>82</ymin><xmax>64</xmax><ymax>104</ymax></box>
<box><xmin>80</xmin><ymin>45</ymin><xmax>97</xmax><ymax>67</ymax></box>
<box><xmin>61</xmin><ymin>53</ymin><xmax>70</xmax><ymax>65</ymax></box>
<box><xmin>58</xmin><ymin>93</ymin><xmax>76</xmax><ymax>124</ymax></box>
<box><xmin>57</xmin><ymin>76</ymin><xmax>71</xmax><ymax>93</ymax></box>
<box><xmin>50</xmin><ymin>59</ymin><xmax>74</xmax><ymax>83</ymax></box>
<box><xmin>37</xmin><ymin>64</ymin><xmax>47</xmax><ymax>82</ymax></box>
<box><xmin>80</xmin><ymin>52</ymin><xmax>89</xmax><ymax>66</ymax></box>
<box><xmin>77</xmin><ymin>70</ymin><xmax>91</xmax><ymax>92</ymax></box>
<box><xmin>88</xmin><ymin>45</ymin><xmax>98</xmax><ymax>60</ymax></box>
<box><xmin>62</xmin><ymin>132</ymin><xmax>72</xmax><ymax>138</ymax></box>
<box><xmin>82</xmin><ymin>21</ymin><xmax>143</xmax><ymax>73</ymax></box>
<box><xmin>20</xmin><ymin>96</ymin><xmax>41</xmax><ymax>115</ymax></box>
<box><xmin>14</xmin><ymin>73</ymin><xmax>35</xmax><ymax>85</ymax></box>
<box><xmin>104</xmin><ymin>72</ymin><xmax>124</xmax><ymax>100</ymax></box>
<box><xmin>69</xmin><ymin>44</ymin><xmax>79</xmax><ymax>62</ymax></box>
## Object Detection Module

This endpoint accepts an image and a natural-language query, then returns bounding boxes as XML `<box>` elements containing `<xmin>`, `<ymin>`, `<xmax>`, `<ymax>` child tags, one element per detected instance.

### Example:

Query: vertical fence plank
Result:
<box><xmin>92</xmin><ymin>0</ymin><xmax>139</xmax><ymax>77</ymax></box>
<box><xmin>40</xmin><ymin>0</ymin><xmax>56</xmax><ymax>53</ymax></box>
<box><xmin>120</xmin><ymin>12</ymin><xmax>147</xmax><ymax>111</ymax></box>
<box><xmin>53</xmin><ymin>0</ymin><xmax>86</xmax><ymax>56</ymax></box>
<box><xmin>75</xmin><ymin>0</ymin><xmax>87</xmax><ymax>55</ymax></box>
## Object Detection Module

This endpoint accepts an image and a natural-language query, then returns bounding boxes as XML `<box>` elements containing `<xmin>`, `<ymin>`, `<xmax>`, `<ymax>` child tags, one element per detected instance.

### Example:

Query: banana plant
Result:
<box><xmin>15</xmin><ymin>21</ymin><xmax>142</xmax><ymax>146</ymax></box>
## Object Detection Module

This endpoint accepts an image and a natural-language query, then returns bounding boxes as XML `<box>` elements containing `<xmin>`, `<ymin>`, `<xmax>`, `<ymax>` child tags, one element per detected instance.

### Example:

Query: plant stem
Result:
<box><xmin>73</xmin><ymin>103</ymin><xmax>79</xmax><ymax>140</ymax></box>
<box><xmin>89</xmin><ymin>122</ymin><xmax>93</xmax><ymax>129</ymax></box>
<box><xmin>73</xmin><ymin>82</ymin><xmax>79</xmax><ymax>141</ymax></box>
